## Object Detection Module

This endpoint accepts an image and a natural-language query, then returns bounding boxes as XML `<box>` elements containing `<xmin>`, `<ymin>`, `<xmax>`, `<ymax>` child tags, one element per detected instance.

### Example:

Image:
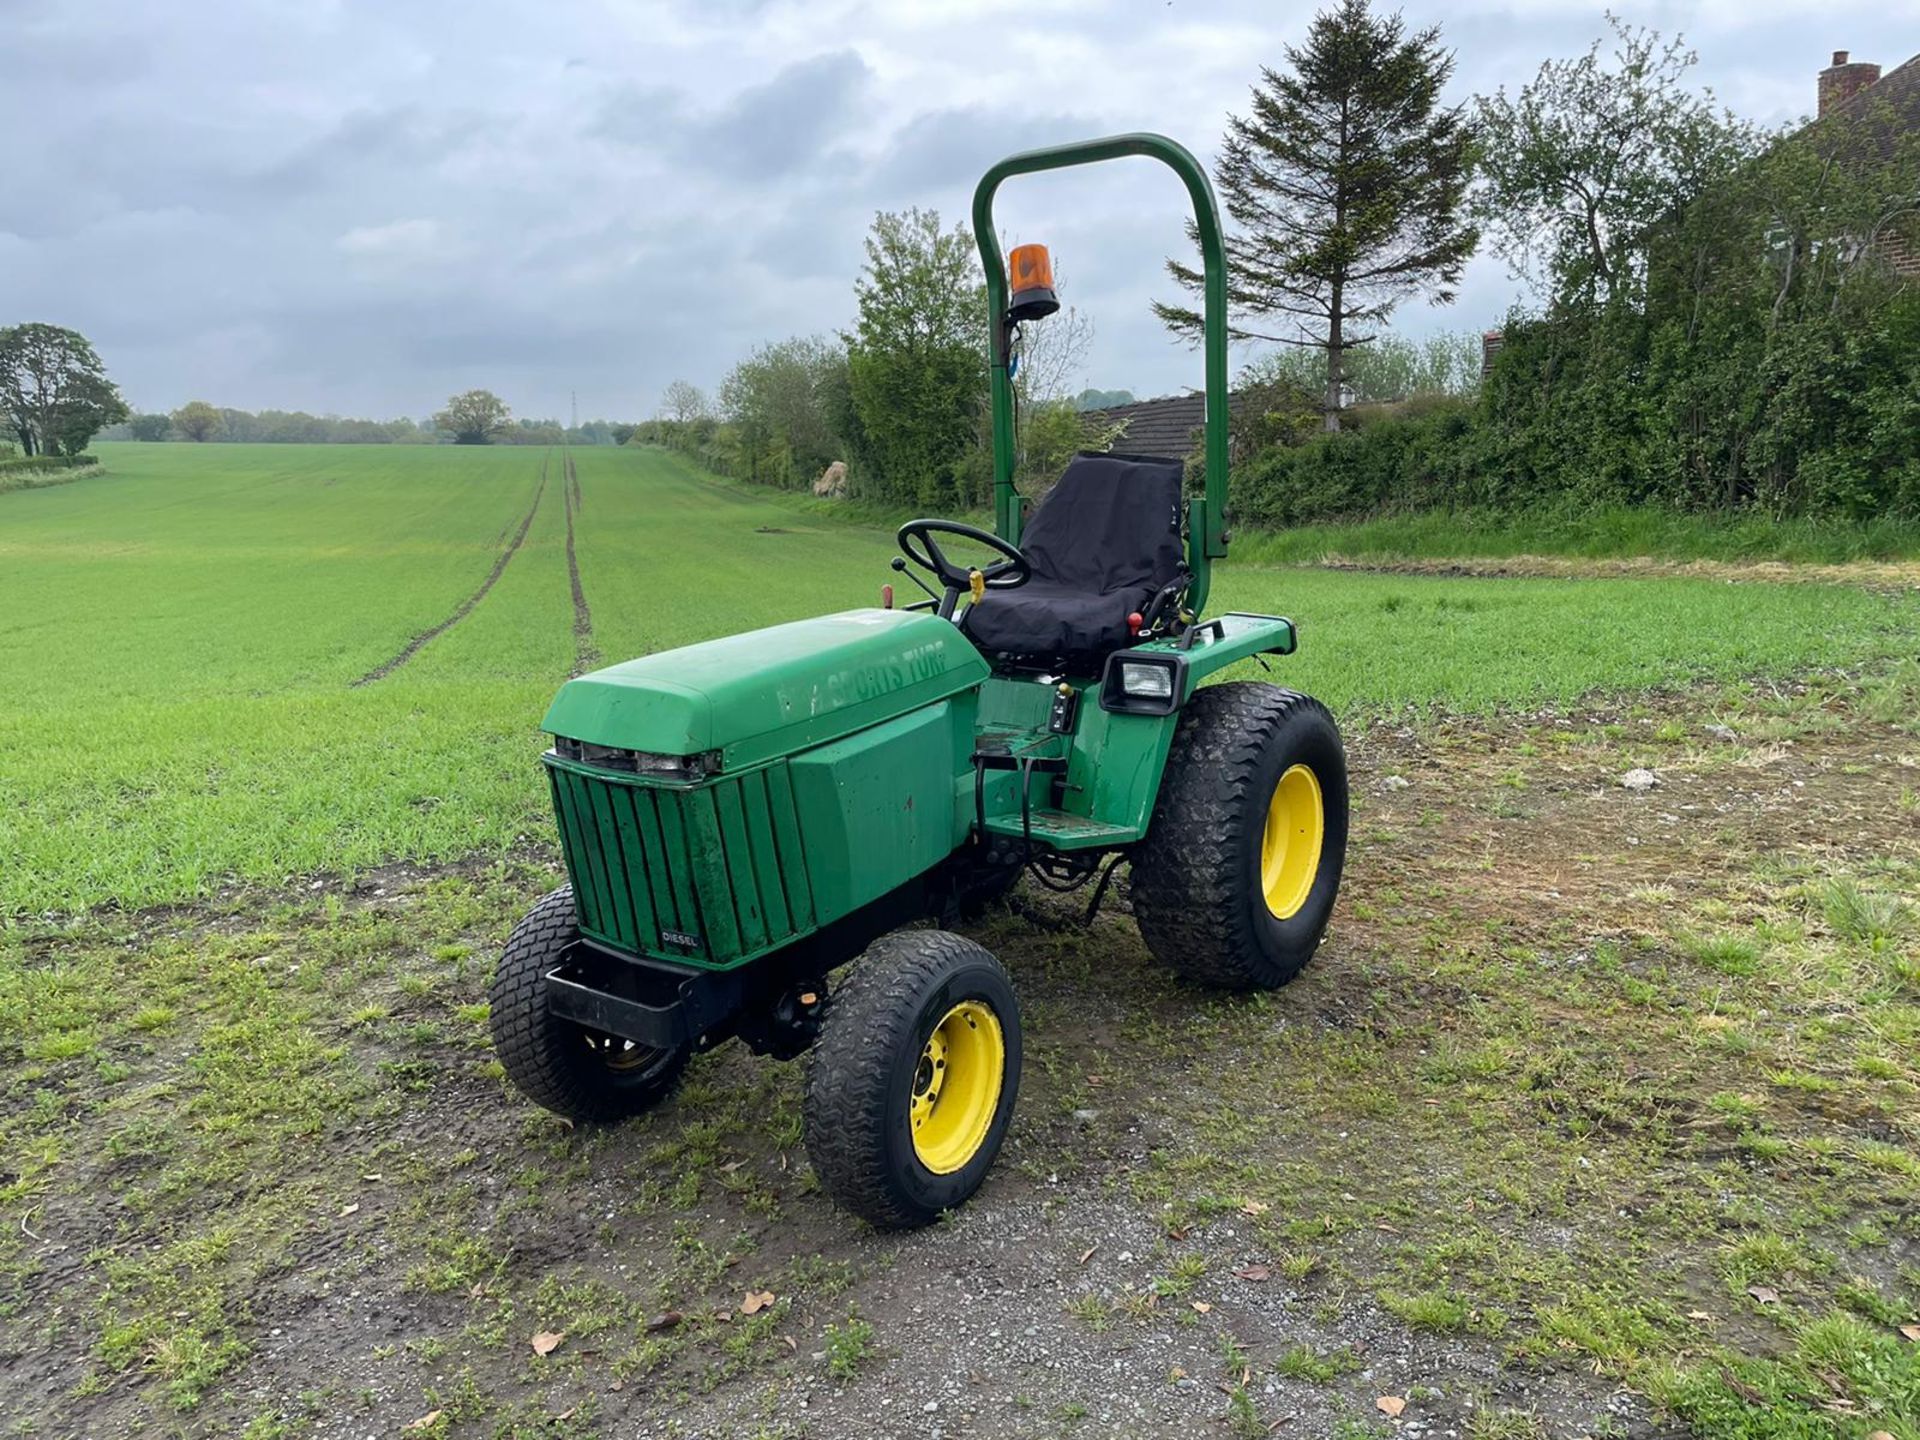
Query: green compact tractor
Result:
<box><xmin>489</xmin><ymin>134</ymin><xmax>1349</xmax><ymax>1227</ymax></box>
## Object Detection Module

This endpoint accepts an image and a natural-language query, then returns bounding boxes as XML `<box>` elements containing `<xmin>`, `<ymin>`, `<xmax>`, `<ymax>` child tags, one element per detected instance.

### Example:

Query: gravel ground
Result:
<box><xmin>8</xmin><ymin>665</ymin><xmax>1916</xmax><ymax>1439</ymax></box>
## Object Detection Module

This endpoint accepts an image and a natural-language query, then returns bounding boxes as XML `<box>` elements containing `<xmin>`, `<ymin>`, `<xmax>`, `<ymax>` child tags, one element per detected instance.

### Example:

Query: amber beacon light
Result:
<box><xmin>1007</xmin><ymin>243</ymin><xmax>1060</xmax><ymax>322</ymax></box>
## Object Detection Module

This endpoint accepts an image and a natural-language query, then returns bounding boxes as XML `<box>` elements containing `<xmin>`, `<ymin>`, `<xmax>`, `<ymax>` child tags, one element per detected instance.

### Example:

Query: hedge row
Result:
<box><xmin>1228</xmin><ymin>286</ymin><xmax>1920</xmax><ymax>528</ymax></box>
<box><xmin>0</xmin><ymin>454</ymin><xmax>99</xmax><ymax>493</ymax></box>
<box><xmin>0</xmin><ymin>454</ymin><xmax>100</xmax><ymax>474</ymax></box>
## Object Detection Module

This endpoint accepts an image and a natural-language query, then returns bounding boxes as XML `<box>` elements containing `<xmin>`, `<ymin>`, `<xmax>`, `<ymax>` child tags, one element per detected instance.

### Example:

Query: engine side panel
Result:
<box><xmin>787</xmin><ymin>698</ymin><xmax>968</xmax><ymax>922</ymax></box>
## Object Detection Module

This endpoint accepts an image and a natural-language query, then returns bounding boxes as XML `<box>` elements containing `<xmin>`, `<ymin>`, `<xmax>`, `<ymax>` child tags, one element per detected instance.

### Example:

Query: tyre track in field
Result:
<box><xmin>351</xmin><ymin>451</ymin><xmax>551</xmax><ymax>687</ymax></box>
<box><xmin>562</xmin><ymin>446</ymin><xmax>599</xmax><ymax>675</ymax></box>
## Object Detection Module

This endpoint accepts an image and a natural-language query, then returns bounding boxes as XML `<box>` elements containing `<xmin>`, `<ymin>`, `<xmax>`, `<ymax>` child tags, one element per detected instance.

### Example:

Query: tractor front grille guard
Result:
<box><xmin>545</xmin><ymin>756</ymin><xmax>816</xmax><ymax>968</ymax></box>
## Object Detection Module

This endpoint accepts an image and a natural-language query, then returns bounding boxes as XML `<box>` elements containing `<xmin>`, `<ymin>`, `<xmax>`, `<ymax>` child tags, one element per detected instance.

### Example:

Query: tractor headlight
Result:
<box><xmin>550</xmin><ymin>737</ymin><xmax>719</xmax><ymax>781</ymax></box>
<box><xmin>630</xmin><ymin>750</ymin><xmax>709</xmax><ymax>780</ymax></box>
<box><xmin>1099</xmin><ymin>653</ymin><xmax>1186</xmax><ymax>716</ymax></box>
<box><xmin>1117</xmin><ymin>662</ymin><xmax>1175</xmax><ymax>699</ymax></box>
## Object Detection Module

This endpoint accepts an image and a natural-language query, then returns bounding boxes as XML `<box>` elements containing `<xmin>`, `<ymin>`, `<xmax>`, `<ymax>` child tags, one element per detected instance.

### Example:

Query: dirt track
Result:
<box><xmin>563</xmin><ymin>448</ymin><xmax>599</xmax><ymax>676</ymax></box>
<box><xmin>352</xmin><ymin>451</ymin><xmax>551</xmax><ymax>686</ymax></box>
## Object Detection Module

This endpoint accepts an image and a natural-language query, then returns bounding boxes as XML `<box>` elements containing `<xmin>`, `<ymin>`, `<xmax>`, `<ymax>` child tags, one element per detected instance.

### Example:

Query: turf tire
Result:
<box><xmin>804</xmin><ymin>930</ymin><xmax>1022</xmax><ymax>1229</ymax></box>
<box><xmin>1132</xmin><ymin>683</ymin><xmax>1348</xmax><ymax>989</ymax></box>
<box><xmin>489</xmin><ymin>886</ymin><xmax>689</xmax><ymax>1122</ymax></box>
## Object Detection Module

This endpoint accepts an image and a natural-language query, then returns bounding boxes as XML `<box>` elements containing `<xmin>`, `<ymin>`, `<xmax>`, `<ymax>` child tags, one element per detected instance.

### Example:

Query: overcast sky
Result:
<box><xmin>4</xmin><ymin>0</ymin><xmax>1917</xmax><ymax>423</ymax></box>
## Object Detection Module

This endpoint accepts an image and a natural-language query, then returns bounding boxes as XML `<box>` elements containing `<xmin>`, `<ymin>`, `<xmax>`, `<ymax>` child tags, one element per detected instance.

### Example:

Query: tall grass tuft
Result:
<box><xmin>1819</xmin><ymin>878</ymin><xmax>1911</xmax><ymax>945</ymax></box>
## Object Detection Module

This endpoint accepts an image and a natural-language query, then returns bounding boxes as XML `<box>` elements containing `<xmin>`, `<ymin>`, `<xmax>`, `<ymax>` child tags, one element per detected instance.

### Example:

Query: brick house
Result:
<box><xmin>1812</xmin><ymin>49</ymin><xmax>1920</xmax><ymax>277</ymax></box>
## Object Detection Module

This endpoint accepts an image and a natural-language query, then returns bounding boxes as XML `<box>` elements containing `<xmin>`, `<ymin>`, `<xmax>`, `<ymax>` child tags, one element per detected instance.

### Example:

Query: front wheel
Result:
<box><xmin>804</xmin><ymin>930</ymin><xmax>1022</xmax><ymax>1228</ymax></box>
<box><xmin>488</xmin><ymin>887</ymin><xmax>689</xmax><ymax>1122</ymax></box>
<box><xmin>1132</xmin><ymin>683</ymin><xmax>1348</xmax><ymax>989</ymax></box>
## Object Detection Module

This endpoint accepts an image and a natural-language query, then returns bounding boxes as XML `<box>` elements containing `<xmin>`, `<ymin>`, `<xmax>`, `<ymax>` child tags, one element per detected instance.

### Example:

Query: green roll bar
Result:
<box><xmin>971</xmin><ymin>132</ymin><xmax>1230</xmax><ymax>616</ymax></box>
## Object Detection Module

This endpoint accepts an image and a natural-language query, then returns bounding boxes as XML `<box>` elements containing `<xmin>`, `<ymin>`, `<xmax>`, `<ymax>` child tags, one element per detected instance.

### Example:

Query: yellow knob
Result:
<box><xmin>968</xmin><ymin>568</ymin><xmax>986</xmax><ymax>603</ymax></box>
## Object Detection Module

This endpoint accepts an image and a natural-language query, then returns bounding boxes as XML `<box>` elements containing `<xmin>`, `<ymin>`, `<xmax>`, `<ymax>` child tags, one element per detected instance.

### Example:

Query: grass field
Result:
<box><xmin>0</xmin><ymin>444</ymin><xmax>899</xmax><ymax>913</ymax></box>
<box><xmin>3</xmin><ymin>442</ymin><xmax>1917</xmax><ymax>914</ymax></box>
<box><xmin>2</xmin><ymin>442</ymin><xmax>1917</xmax><ymax>1439</ymax></box>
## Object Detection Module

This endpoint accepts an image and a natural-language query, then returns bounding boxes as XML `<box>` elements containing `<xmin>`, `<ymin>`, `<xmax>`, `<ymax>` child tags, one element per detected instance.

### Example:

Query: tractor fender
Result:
<box><xmin>1072</xmin><ymin>613</ymin><xmax>1299</xmax><ymax>840</ymax></box>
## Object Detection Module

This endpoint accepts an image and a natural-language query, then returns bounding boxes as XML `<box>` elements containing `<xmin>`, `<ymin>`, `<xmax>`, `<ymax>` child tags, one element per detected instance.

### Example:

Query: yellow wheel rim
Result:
<box><xmin>1261</xmin><ymin>763</ymin><xmax>1325</xmax><ymax>920</ymax></box>
<box><xmin>909</xmin><ymin>1001</ymin><xmax>1005</xmax><ymax>1174</ymax></box>
<box><xmin>586</xmin><ymin>1032</ymin><xmax>657</xmax><ymax>1073</ymax></box>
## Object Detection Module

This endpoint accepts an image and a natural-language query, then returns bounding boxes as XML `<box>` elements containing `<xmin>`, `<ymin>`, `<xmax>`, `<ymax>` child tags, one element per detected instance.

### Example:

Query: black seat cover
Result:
<box><xmin>960</xmin><ymin>451</ymin><xmax>1186</xmax><ymax>668</ymax></box>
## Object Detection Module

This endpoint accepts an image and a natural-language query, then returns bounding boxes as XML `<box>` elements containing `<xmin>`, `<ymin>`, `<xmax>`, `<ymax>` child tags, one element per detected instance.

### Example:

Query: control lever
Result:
<box><xmin>890</xmin><ymin>555</ymin><xmax>941</xmax><ymax>602</ymax></box>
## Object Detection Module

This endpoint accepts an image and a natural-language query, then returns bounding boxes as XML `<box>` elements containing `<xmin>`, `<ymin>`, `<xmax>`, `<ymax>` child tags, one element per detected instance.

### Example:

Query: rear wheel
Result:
<box><xmin>489</xmin><ymin>886</ymin><xmax>689</xmax><ymax>1121</ymax></box>
<box><xmin>1132</xmin><ymin>683</ymin><xmax>1348</xmax><ymax>989</ymax></box>
<box><xmin>804</xmin><ymin>930</ymin><xmax>1022</xmax><ymax>1228</ymax></box>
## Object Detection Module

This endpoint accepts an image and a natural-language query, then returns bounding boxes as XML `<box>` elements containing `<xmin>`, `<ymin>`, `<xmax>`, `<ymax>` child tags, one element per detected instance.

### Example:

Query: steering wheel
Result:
<box><xmin>896</xmin><ymin>520</ymin><xmax>1031</xmax><ymax>615</ymax></box>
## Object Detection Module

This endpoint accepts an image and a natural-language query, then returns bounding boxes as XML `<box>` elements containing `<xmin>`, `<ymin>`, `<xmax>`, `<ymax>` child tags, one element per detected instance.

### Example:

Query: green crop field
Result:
<box><xmin>5</xmin><ymin>442</ymin><xmax>1919</xmax><ymax>1438</ymax></box>
<box><xmin>3</xmin><ymin>441</ymin><xmax>1917</xmax><ymax>915</ymax></box>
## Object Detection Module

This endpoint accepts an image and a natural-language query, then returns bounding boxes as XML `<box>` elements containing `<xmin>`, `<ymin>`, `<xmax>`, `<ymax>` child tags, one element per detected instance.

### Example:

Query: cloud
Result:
<box><xmin>246</xmin><ymin>107</ymin><xmax>488</xmax><ymax>204</ymax></box>
<box><xmin>591</xmin><ymin>50</ymin><xmax>874</xmax><ymax>183</ymax></box>
<box><xmin>875</xmin><ymin>106</ymin><xmax>1103</xmax><ymax>195</ymax></box>
<box><xmin>693</xmin><ymin>48</ymin><xmax>872</xmax><ymax>179</ymax></box>
<box><xmin>3</xmin><ymin>0</ymin><xmax>1916</xmax><ymax>419</ymax></box>
<box><xmin>335</xmin><ymin>219</ymin><xmax>444</xmax><ymax>260</ymax></box>
<box><xmin>593</xmin><ymin>83</ymin><xmax>686</xmax><ymax>146</ymax></box>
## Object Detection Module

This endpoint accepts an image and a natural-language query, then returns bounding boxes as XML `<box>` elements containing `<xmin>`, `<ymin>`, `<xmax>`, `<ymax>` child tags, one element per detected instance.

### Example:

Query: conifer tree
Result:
<box><xmin>1158</xmin><ymin>0</ymin><xmax>1477</xmax><ymax>430</ymax></box>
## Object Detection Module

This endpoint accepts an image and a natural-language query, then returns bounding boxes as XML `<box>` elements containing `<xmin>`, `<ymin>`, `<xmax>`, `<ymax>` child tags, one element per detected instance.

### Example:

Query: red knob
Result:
<box><xmin>882</xmin><ymin>584</ymin><xmax>895</xmax><ymax>610</ymax></box>
<box><xmin>1127</xmin><ymin>611</ymin><xmax>1144</xmax><ymax>634</ymax></box>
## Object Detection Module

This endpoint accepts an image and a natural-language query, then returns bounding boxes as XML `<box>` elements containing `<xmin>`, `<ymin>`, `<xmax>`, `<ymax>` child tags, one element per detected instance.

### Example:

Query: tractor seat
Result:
<box><xmin>960</xmin><ymin>451</ymin><xmax>1186</xmax><ymax>671</ymax></box>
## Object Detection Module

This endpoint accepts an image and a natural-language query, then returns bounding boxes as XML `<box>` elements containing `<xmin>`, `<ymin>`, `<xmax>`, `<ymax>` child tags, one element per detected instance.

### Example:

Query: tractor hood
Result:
<box><xmin>541</xmin><ymin>608</ymin><xmax>989</xmax><ymax>770</ymax></box>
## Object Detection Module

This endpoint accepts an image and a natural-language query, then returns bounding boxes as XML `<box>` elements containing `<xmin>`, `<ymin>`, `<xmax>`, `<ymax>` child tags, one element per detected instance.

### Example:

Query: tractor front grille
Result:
<box><xmin>544</xmin><ymin>755</ymin><xmax>816</xmax><ymax>968</ymax></box>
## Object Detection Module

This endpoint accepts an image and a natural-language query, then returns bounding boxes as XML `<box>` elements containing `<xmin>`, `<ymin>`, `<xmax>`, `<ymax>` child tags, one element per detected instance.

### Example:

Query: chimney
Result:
<box><xmin>1819</xmin><ymin>50</ymin><xmax>1882</xmax><ymax>116</ymax></box>
<box><xmin>1481</xmin><ymin>329</ymin><xmax>1504</xmax><ymax>377</ymax></box>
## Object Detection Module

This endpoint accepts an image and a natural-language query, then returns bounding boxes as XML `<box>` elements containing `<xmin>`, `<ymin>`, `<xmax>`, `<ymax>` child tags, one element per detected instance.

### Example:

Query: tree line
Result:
<box><xmin>652</xmin><ymin>2</ymin><xmax>1920</xmax><ymax>523</ymax></box>
<box><xmin>116</xmin><ymin>391</ymin><xmax>643</xmax><ymax>447</ymax></box>
<box><xmin>0</xmin><ymin>341</ymin><xmax>649</xmax><ymax>455</ymax></box>
<box><xmin>636</xmin><ymin>209</ymin><xmax>1139</xmax><ymax>507</ymax></box>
